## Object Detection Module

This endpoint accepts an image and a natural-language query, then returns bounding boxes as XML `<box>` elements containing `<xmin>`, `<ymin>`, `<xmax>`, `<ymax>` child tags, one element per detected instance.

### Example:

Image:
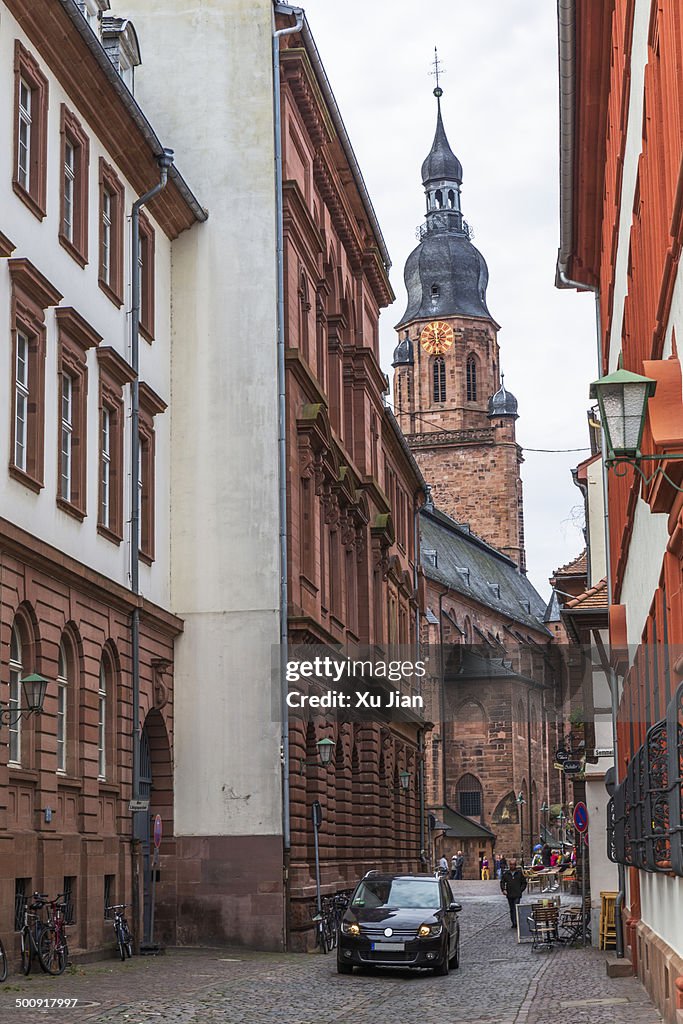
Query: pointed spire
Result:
<box><xmin>421</xmin><ymin>57</ymin><xmax>463</xmax><ymax>187</ymax></box>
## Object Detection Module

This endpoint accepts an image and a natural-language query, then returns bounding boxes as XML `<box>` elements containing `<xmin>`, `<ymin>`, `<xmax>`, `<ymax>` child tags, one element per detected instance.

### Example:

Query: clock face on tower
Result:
<box><xmin>420</xmin><ymin>320</ymin><xmax>454</xmax><ymax>355</ymax></box>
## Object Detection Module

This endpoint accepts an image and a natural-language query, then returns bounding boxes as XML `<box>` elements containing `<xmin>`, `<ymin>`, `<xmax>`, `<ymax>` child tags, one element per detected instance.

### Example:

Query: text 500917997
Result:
<box><xmin>15</xmin><ymin>999</ymin><xmax>78</xmax><ymax>1008</ymax></box>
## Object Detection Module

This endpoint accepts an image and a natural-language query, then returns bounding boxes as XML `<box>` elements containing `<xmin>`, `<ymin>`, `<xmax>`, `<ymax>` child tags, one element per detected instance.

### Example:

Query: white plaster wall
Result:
<box><xmin>0</xmin><ymin>9</ymin><xmax>172</xmax><ymax>610</ymax></box>
<box><xmin>125</xmin><ymin>0</ymin><xmax>282</xmax><ymax>836</ymax></box>
<box><xmin>607</xmin><ymin>0</ymin><xmax>651</xmax><ymax>372</ymax></box>
<box><xmin>585</xmin><ymin>779</ymin><xmax>618</xmax><ymax>943</ymax></box>
<box><xmin>620</xmin><ymin>497</ymin><xmax>669</xmax><ymax>646</ymax></box>
<box><xmin>586</xmin><ymin>459</ymin><xmax>606</xmax><ymax>586</ymax></box>
<box><xmin>641</xmin><ymin>873</ymin><xmax>683</xmax><ymax>959</ymax></box>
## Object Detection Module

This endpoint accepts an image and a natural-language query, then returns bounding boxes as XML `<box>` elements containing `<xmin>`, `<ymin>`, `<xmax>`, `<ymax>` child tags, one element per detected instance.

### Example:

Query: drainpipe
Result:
<box><xmin>130</xmin><ymin>148</ymin><xmax>174</xmax><ymax>809</ymax></box>
<box><xmin>273</xmin><ymin>4</ymin><xmax>304</xmax><ymax>949</ymax></box>
<box><xmin>129</xmin><ymin>148</ymin><xmax>173</xmax><ymax>951</ymax></box>
<box><xmin>557</xmin><ymin>270</ymin><xmax>625</xmax><ymax>957</ymax></box>
<box><xmin>414</xmin><ymin>487</ymin><xmax>429</xmax><ymax>858</ymax></box>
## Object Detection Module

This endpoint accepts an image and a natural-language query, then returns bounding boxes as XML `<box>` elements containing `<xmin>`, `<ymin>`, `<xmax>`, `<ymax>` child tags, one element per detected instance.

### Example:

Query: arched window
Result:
<box><xmin>9</xmin><ymin>625</ymin><xmax>23</xmax><ymax>765</ymax></box>
<box><xmin>457</xmin><ymin>700</ymin><xmax>486</xmax><ymax>738</ymax></box>
<box><xmin>397</xmin><ymin>373</ymin><xmax>403</xmax><ymax>411</ymax></box>
<box><xmin>435</xmin><ymin>189</ymin><xmax>443</xmax><ymax>209</ymax></box>
<box><xmin>448</xmin><ymin>189</ymin><xmax>455</xmax><ymax>208</ymax></box>
<box><xmin>431</xmin><ymin>282</ymin><xmax>439</xmax><ymax>299</ymax></box>
<box><xmin>57</xmin><ymin>642</ymin><xmax>68</xmax><ymax>773</ymax></box>
<box><xmin>433</xmin><ymin>356</ymin><xmax>446</xmax><ymax>403</ymax></box>
<box><xmin>456</xmin><ymin>773</ymin><xmax>483</xmax><ymax>819</ymax></box>
<box><xmin>98</xmin><ymin>659</ymin><xmax>107</xmax><ymax>780</ymax></box>
<box><xmin>466</xmin><ymin>354</ymin><xmax>477</xmax><ymax>401</ymax></box>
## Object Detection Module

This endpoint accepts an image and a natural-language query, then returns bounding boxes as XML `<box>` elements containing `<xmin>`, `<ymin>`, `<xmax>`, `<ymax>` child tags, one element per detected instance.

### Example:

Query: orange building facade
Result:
<box><xmin>557</xmin><ymin>1</ymin><xmax>683</xmax><ymax>1018</ymax></box>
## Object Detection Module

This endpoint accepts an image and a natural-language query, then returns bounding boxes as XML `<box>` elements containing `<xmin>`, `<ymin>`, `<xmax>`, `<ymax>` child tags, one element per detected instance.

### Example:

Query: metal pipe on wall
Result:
<box><xmin>272</xmin><ymin>4</ymin><xmax>304</xmax><ymax>950</ymax></box>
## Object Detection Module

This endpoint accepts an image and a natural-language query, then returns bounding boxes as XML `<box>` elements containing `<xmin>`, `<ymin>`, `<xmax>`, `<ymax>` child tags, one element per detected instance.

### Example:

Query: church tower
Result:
<box><xmin>393</xmin><ymin>85</ymin><xmax>526</xmax><ymax>571</ymax></box>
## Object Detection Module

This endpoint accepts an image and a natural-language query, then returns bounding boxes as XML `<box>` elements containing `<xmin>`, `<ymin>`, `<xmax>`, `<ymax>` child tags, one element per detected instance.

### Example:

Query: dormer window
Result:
<box><xmin>431</xmin><ymin>283</ymin><xmax>439</xmax><ymax>301</ymax></box>
<box><xmin>77</xmin><ymin>0</ymin><xmax>110</xmax><ymax>33</ymax></box>
<box><xmin>101</xmin><ymin>15</ymin><xmax>141</xmax><ymax>92</ymax></box>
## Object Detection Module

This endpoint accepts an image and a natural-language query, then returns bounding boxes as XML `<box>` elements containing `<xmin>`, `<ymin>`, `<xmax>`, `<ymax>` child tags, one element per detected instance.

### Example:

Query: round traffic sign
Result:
<box><xmin>573</xmin><ymin>801</ymin><xmax>588</xmax><ymax>833</ymax></box>
<box><xmin>153</xmin><ymin>813</ymin><xmax>162</xmax><ymax>849</ymax></box>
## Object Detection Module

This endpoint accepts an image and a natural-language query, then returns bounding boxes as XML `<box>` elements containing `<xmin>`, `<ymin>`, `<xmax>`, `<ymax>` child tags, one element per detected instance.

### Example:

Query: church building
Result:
<box><xmin>393</xmin><ymin>87</ymin><xmax>525</xmax><ymax>572</ymax></box>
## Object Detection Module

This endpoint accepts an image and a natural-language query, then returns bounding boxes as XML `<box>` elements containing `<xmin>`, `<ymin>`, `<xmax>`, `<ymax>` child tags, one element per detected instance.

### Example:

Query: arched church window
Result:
<box><xmin>397</xmin><ymin>373</ymin><xmax>403</xmax><ymax>411</ymax></box>
<box><xmin>456</xmin><ymin>773</ymin><xmax>483</xmax><ymax>819</ymax></box>
<box><xmin>448</xmin><ymin>189</ymin><xmax>455</xmax><ymax>208</ymax></box>
<box><xmin>466</xmin><ymin>354</ymin><xmax>477</xmax><ymax>401</ymax></box>
<box><xmin>433</xmin><ymin>356</ymin><xmax>446</xmax><ymax>403</ymax></box>
<box><xmin>435</xmin><ymin>189</ymin><xmax>443</xmax><ymax>209</ymax></box>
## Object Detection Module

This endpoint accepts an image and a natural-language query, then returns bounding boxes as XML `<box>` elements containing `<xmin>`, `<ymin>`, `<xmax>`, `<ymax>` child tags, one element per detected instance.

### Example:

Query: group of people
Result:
<box><xmin>436</xmin><ymin>851</ymin><xmax>510</xmax><ymax>881</ymax></box>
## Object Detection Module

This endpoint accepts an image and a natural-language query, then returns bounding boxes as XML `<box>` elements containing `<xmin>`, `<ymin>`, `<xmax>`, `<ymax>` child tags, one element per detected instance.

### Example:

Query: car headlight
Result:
<box><xmin>341</xmin><ymin>921</ymin><xmax>360</xmax><ymax>937</ymax></box>
<box><xmin>418</xmin><ymin>923</ymin><xmax>442</xmax><ymax>938</ymax></box>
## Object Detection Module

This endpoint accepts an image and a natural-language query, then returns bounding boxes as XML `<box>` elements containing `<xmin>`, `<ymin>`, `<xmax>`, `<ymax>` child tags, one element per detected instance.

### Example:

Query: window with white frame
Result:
<box><xmin>15</xmin><ymin>331</ymin><xmax>29</xmax><ymax>472</ymax></box>
<box><xmin>60</xmin><ymin>372</ymin><xmax>74</xmax><ymax>502</ymax></box>
<box><xmin>57</xmin><ymin>643</ymin><xmax>67</xmax><ymax>773</ymax></box>
<box><xmin>63</xmin><ymin>140</ymin><xmax>75</xmax><ymax>243</ymax></box>
<box><xmin>18</xmin><ymin>78</ymin><xmax>32</xmax><ymax>190</ymax></box>
<box><xmin>98</xmin><ymin>661</ymin><xmax>106</xmax><ymax>779</ymax></box>
<box><xmin>101</xmin><ymin>408</ymin><xmax>111</xmax><ymax>529</ymax></box>
<box><xmin>101</xmin><ymin>188</ymin><xmax>112</xmax><ymax>286</ymax></box>
<box><xmin>9</xmin><ymin>626</ymin><xmax>22</xmax><ymax>765</ymax></box>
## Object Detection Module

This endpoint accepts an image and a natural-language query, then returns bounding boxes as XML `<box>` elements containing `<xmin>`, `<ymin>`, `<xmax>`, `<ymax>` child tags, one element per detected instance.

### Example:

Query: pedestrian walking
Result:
<box><xmin>481</xmin><ymin>855</ymin><xmax>490</xmax><ymax>880</ymax></box>
<box><xmin>455</xmin><ymin>850</ymin><xmax>464</xmax><ymax>880</ymax></box>
<box><xmin>438</xmin><ymin>854</ymin><xmax>449</xmax><ymax>879</ymax></box>
<box><xmin>494</xmin><ymin>854</ymin><xmax>502</xmax><ymax>879</ymax></box>
<box><xmin>450</xmin><ymin>855</ymin><xmax>458</xmax><ymax>880</ymax></box>
<box><xmin>500</xmin><ymin>857</ymin><xmax>527</xmax><ymax>928</ymax></box>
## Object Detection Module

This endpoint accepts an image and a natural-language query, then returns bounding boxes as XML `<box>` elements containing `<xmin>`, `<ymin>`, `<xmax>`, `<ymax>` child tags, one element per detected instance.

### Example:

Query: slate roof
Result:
<box><xmin>397</xmin><ymin>231</ymin><xmax>494</xmax><ymax>327</ymax></box>
<box><xmin>442</xmin><ymin>805</ymin><xmax>496</xmax><ymax>840</ymax></box>
<box><xmin>543</xmin><ymin>589</ymin><xmax>562</xmax><ymax>623</ymax></box>
<box><xmin>420</xmin><ymin>507</ymin><xmax>551</xmax><ymax>634</ymax></box>
<box><xmin>421</xmin><ymin>102</ymin><xmax>463</xmax><ymax>186</ymax></box>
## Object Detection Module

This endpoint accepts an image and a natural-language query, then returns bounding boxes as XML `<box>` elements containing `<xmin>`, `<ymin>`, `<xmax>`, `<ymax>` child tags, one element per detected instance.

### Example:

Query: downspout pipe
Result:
<box><xmin>557</xmin><ymin>269</ymin><xmax>625</xmax><ymax>957</ymax></box>
<box><xmin>273</xmin><ymin>5</ymin><xmax>303</xmax><ymax>947</ymax></box>
<box><xmin>130</xmin><ymin>149</ymin><xmax>174</xmax><ymax>809</ymax></box>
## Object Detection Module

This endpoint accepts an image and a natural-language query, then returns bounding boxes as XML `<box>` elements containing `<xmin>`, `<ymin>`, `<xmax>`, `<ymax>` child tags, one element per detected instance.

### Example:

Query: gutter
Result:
<box><xmin>273</xmin><ymin>2</ymin><xmax>391</xmax><ymax>272</ymax></box>
<box><xmin>556</xmin><ymin>0</ymin><xmax>577</xmax><ymax>282</ymax></box>
<box><xmin>58</xmin><ymin>0</ymin><xmax>206</xmax><ymax>225</ymax></box>
<box><xmin>273</xmin><ymin>4</ymin><xmax>304</xmax><ymax>951</ymax></box>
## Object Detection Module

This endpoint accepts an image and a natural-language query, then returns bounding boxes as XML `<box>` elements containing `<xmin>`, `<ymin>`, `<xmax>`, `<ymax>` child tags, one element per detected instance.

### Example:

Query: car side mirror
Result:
<box><xmin>448</xmin><ymin>901</ymin><xmax>462</xmax><ymax>913</ymax></box>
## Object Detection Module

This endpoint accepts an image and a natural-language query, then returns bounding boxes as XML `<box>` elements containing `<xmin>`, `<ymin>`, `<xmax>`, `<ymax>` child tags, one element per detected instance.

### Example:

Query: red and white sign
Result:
<box><xmin>573</xmin><ymin>801</ymin><xmax>588</xmax><ymax>834</ymax></box>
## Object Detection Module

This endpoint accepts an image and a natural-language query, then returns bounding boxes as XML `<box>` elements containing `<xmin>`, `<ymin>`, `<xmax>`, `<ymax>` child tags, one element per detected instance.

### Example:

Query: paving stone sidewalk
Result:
<box><xmin>0</xmin><ymin>882</ymin><xmax>662</xmax><ymax>1024</ymax></box>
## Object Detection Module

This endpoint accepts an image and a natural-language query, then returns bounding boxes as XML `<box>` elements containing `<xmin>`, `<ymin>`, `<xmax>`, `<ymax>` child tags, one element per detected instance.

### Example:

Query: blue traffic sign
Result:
<box><xmin>574</xmin><ymin>801</ymin><xmax>588</xmax><ymax>833</ymax></box>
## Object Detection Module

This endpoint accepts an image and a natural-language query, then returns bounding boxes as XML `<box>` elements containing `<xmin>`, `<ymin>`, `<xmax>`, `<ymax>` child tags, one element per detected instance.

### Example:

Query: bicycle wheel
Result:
<box><xmin>39</xmin><ymin>928</ymin><xmax>66</xmax><ymax>976</ymax></box>
<box><xmin>0</xmin><ymin>938</ymin><xmax>7</xmax><ymax>983</ymax></box>
<box><xmin>20</xmin><ymin>930</ymin><xmax>31</xmax><ymax>976</ymax></box>
<box><xmin>317</xmin><ymin>920</ymin><xmax>328</xmax><ymax>954</ymax></box>
<box><xmin>122</xmin><ymin>923</ymin><xmax>133</xmax><ymax>959</ymax></box>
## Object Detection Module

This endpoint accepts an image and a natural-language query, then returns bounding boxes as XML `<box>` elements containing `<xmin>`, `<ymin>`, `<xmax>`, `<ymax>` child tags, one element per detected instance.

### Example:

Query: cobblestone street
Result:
<box><xmin>0</xmin><ymin>884</ymin><xmax>662</xmax><ymax>1024</ymax></box>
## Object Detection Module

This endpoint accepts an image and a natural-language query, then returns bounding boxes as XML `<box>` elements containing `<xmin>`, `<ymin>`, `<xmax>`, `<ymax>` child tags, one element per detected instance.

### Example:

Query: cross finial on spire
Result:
<box><xmin>430</xmin><ymin>46</ymin><xmax>444</xmax><ymax>99</ymax></box>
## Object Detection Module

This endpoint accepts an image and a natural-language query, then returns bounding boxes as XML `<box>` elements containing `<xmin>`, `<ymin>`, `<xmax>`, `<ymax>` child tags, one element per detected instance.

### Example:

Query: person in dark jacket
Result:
<box><xmin>500</xmin><ymin>858</ymin><xmax>527</xmax><ymax>928</ymax></box>
<box><xmin>541</xmin><ymin>843</ymin><xmax>552</xmax><ymax>868</ymax></box>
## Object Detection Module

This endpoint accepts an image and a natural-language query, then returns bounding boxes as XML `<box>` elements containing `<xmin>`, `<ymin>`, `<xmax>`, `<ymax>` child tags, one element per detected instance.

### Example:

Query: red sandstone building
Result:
<box><xmin>391</xmin><ymin>90</ymin><xmax>567</xmax><ymax>874</ymax></box>
<box><xmin>557</xmin><ymin>0</ymin><xmax>683</xmax><ymax>1018</ymax></box>
<box><xmin>277</xmin><ymin>18</ymin><xmax>428</xmax><ymax>946</ymax></box>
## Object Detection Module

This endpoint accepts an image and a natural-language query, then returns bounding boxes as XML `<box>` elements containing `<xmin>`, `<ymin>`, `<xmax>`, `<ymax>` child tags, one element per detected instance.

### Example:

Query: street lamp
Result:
<box><xmin>540</xmin><ymin>801</ymin><xmax>549</xmax><ymax>841</ymax></box>
<box><xmin>0</xmin><ymin>673</ymin><xmax>49</xmax><ymax>726</ymax></box>
<box><xmin>590</xmin><ymin>368</ymin><xmax>683</xmax><ymax>490</ymax></box>
<box><xmin>516</xmin><ymin>791</ymin><xmax>526</xmax><ymax>863</ymax></box>
<box><xmin>299</xmin><ymin>737</ymin><xmax>335</xmax><ymax>774</ymax></box>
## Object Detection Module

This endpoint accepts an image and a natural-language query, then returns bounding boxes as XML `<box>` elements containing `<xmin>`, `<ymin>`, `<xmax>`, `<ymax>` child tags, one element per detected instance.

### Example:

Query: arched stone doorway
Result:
<box><xmin>134</xmin><ymin>709</ymin><xmax>173</xmax><ymax>946</ymax></box>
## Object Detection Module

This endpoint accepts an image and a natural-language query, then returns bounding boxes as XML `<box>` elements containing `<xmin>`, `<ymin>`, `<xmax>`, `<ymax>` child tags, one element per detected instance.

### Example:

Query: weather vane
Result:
<box><xmin>430</xmin><ymin>46</ymin><xmax>445</xmax><ymax>98</ymax></box>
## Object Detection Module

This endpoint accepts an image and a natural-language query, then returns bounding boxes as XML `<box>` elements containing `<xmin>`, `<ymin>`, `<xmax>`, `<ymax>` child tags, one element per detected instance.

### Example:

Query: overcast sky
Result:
<box><xmin>301</xmin><ymin>0</ymin><xmax>598</xmax><ymax>598</ymax></box>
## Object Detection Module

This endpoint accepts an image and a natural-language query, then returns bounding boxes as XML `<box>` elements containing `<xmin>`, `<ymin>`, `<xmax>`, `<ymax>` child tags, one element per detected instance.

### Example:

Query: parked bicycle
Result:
<box><xmin>41</xmin><ymin>894</ymin><xmax>69</xmax><ymax>975</ymax></box>
<box><xmin>105</xmin><ymin>904</ymin><xmax>133</xmax><ymax>961</ymax></box>
<box><xmin>313</xmin><ymin>891</ymin><xmax>350</xmax><ymax>954</ymax></box>
<box><xmin>0</xmin><ymin>934</ymin><xmax>7</xmax><ymax>982</ymax></box>
<box><xmin>20</xmin><ymin>894</ymin><xmax>49</xmax><ymax>976</ymax></box>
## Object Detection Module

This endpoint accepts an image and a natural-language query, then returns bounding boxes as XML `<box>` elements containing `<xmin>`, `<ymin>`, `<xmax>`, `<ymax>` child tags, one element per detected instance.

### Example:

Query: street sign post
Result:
<box><xmin>572</xmin><ymin>803</ymin><xmax>589</xmax><ymax>947</ymax></box>
<box><xmin>555</xmin><ymin>748</ymin><xmax>570</xmax><ymax>763</ymax></box>
<box><xmin>574</xmin><ymin>801</ymin><xmax>588</xmax><ymax>833</ymax></box>
<box><xmin>129</xmin><ymin>799</ymin><xmax>149</xmax><ymax>812</ymax></box>
<box><xmin>150</xmin><ymin>815</ymin><xmax>162</xmax><ymax>946</ymax></box>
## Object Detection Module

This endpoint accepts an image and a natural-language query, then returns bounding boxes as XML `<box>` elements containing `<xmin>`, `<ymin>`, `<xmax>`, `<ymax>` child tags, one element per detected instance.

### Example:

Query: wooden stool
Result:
<box><xmin>599</xmin><ymin>891</ymin><xmax>617</xmax><ymax>949</ymax></box>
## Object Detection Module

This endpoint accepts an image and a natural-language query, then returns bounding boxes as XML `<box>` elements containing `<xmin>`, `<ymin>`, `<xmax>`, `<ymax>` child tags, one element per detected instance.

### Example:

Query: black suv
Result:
<box><xmin>337</xmin><ymin>873</ymin><xmax>461</xmax><ymax>975</ymax></box>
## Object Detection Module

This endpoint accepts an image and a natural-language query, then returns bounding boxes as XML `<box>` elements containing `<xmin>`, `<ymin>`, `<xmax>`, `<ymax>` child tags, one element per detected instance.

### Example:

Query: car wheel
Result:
<box><xmin>449</xmin><ymin>935</ymin><xmax>460</xmax><ymax>969</ymax></box>
<box><xmin>337</xmin><ymin>960</ymin><xmax>353</xmax><ymax>975</ymax></box>
<box><xmin>434</xmin><ymin>946</ymin><xmax>450</xmax><ymax>976</ymax></box>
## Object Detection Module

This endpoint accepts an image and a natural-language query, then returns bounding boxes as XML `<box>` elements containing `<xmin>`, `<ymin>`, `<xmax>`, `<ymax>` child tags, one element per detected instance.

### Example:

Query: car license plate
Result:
<box><xmin>371</xmin><ymin>942</ymin><xmax>404</xmax><ymax>951</ymax></box>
